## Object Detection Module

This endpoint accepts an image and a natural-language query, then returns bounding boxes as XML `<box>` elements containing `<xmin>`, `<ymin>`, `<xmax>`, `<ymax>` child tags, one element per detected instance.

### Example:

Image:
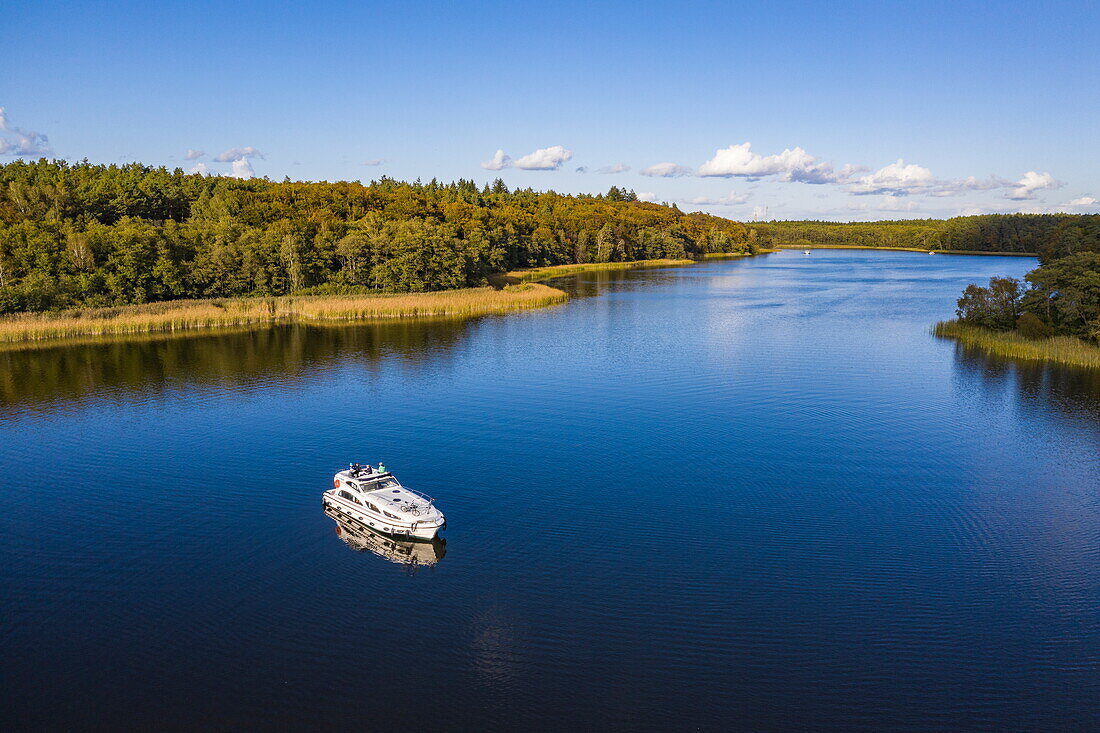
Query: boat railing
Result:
<box><xmin>400</xmin><ymin>487</ymin><xmax>435</xmax><ymax>508</ymax></box>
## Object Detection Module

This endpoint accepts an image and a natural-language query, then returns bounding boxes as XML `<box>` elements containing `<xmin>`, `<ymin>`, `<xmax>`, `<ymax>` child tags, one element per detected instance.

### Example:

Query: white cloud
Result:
<box><xmin>751</xmin><ymin>205</ymin><xmax>770</xmax><ymax>221</ymax></box>
<box><xmin>185</xmin><ymin>149</ymin><xmax>205</xmax><ymax>160</ymax></box>
<box><xmin>1028</xmin><ymin>195</ymin><xmax>1100</xmax><ymax>214</ymax></box>
<box><xmin>514</xmin><ymin>145</ymin><xmax>572</xmax><ymax>170</ymax></box>
<box><xmin>0</xmin><ymin>107</ymin><xmax>51</xmax><ymax>156</ymax></box>
<box><xmin>1066</xmin><ymin>195</ymin><xmax>1099</xmax><ymax>207</ymax></box>
<box><xmin>682</xmin><ymin>191</ymin><xmax>750</xmax><ymax>206</ymax></box>
<box><xmin>362</xmin><ymin>158</ymin><xmax>383</xmax><ymax>166</ymax></box>
<box><xmin>696</xmin><ymin>142</ymin><xmax>845</xmax><ymax>184</ymax></box>
<box><xmin>575</xmin><ymin>166</ymin><xmax>588</xmax><ymax>173</ymax></box>
<box><xmin>636</xmin><ymin>191</ymin><xmax>658</xmax><ymax>202</ymax></box>
<box><xmin>214</xmin><ymin>146</ymin><xmax>264</xmax><ymax>162</ymax></box>
<box><xmin>189</xmin><ymin>162</ymin><xmax>212</xmax><ymax>175</ymax></box>
<box><xmin>597</xmin><ymin>162</ymin><xmax>630</xmax><ymax>174</ymax></box>
<box><xmin>229</xmin><ymin>158</ymin><xmax>254</xmax><ymax>178</ymax></box>
<box><xmin>640</xmin><ymin>162</ymin><xmax>692</xmax><ymax>177</ymax></box>
<box><xmin>847</xmin><ymin>159</ymin><xmax>935</xmax><ymax>195</ymax></box>
<box><xmin>480</xmin><ymin>149</ymin><xmax>510</xmax><ymax>170</ymax></box>
<box><xmin>1006</xmin><ymin>171</ymin><xmax>1064</xmax><ymax>200</ymax></box>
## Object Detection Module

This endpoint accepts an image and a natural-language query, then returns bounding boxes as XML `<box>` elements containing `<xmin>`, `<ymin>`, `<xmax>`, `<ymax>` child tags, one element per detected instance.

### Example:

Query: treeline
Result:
<box><xmin>764</xmin><ymin>214</ymin><xmax>1100</xmax><ymax>256</ymax></box>
<box><xmin>0</xmin><ymin>161</ymin><xmax>760</xmax><ymax>313</ymax></box>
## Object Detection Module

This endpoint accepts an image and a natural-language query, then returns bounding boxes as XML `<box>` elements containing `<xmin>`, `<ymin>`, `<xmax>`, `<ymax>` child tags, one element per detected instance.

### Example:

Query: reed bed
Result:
<box><xmin>933</xmin><ymin>320</ymin><xmax>1100</xmax><ymax>370</ymax></box>
<box><xmin>507</xmin><ymin>259</ymin><xmax>695</xmax><ymax>282</ymax></box>
<box><xmin>0</xmin><ymin>283</ymin><xmax>568</xmax><ymax>345</ymax></box>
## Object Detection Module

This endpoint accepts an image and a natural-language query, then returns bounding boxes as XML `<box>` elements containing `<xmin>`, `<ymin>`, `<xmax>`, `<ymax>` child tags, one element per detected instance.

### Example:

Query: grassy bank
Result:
<box><xmin>505</xmin><ymin>259</ymin><xmax>695</xmax><ymax>282</ymax></box>
<box><xmin>778</xmin><ymin>244</ymin><xmax>932</xmax><ymax>253</ymax></box>
<box><xmin>933</xmin><ymin>320</ymin><xmax>1100</xmax><ymax>369</ymax></box>
<box><xmin>0</xmin><ymin>283</ymin><xmax>568</xmax><ymax>346</ymax></box>
<box><xmin>777</xmin><ymin>244</ymin><xmax>1037</xmax><ymax>256</ymax></box>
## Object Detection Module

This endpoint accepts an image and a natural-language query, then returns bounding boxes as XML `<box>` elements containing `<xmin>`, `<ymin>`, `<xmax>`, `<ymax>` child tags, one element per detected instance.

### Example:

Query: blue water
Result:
<box><xmin>1</xmin><ymin>250</ymin><xmax>1098</xmax><ymax>730</ymax></box>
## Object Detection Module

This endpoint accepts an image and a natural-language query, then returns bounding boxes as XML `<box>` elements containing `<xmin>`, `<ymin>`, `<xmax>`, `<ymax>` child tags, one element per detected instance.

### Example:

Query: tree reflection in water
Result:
<box><xmin>0</xmin><ymin>318</ymin><xmax>480</xmax><ymax>415</ymax></box>
<box><xmin>949</xmin><ymin>339</ymin><xmax>1100</xmax><ymax>425</ymax></box>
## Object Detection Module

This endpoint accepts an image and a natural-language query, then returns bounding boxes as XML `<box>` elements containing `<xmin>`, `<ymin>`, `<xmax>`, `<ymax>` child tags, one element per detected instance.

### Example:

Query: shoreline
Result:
<box><xmin>0</xmin><ymin>257</ymin><xmax>733</xmax><ymax>349</ymax></box>
<box><xmin>933</xmin><ymin>320</ymin><xmax>1100</xmax><ymax>369</ymax></box>
<box><xmin>504</xmin><ymin>258</ymin><xmax>696</xmax><ymax>282</ymax></box>
<box><xmin>776</xmin><ymin>245</ymin><xmax>1037</xmax><ymax>256</ymax></box>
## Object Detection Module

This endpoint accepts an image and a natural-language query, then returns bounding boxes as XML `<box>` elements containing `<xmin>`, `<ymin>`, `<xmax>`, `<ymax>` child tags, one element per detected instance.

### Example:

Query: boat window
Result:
<box><xmin>383</xmin><ymin>511</ymin><xmax>399</xmax><ymax>520</ymax></box>
<box><xmin>362</xmin><ymin>477</ymin><xmax>399</xmax><ymax>491</ymax></box>
<box><xmin>366</xmin><ymin>502</ymin><xmax>380</xmax><ymax>512</ymax></box>
<box><xmin>338</xmin><ymin>490</ymin><xmax>362</xmax><ymax>505</ymax></box>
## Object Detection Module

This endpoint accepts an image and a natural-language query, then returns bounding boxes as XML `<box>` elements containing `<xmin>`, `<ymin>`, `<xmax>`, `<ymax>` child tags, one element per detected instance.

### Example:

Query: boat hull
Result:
<box><xmin>323</xmin><ymin>493</ymin><xmax>443</xmax><ymax>541</ymax></box>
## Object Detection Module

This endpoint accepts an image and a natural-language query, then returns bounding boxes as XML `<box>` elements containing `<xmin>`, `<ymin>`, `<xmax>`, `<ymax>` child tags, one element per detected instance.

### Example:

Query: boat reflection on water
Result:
<box><xmin>325</xmin><ymin>507</ymin><xmax>446</xmax><ymax>569</ymax></box>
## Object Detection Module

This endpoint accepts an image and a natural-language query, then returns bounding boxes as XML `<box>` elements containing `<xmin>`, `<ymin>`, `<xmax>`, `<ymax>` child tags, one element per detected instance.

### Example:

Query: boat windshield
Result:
<box><xmin>363</xmin><ymin>477</ymin><xmax>400</xmax><ymax>491</ymax></box>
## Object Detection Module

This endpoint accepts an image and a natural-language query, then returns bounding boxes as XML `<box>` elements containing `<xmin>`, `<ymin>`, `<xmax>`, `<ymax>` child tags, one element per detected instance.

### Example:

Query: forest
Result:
<box><xmin>0</xmin><ymin>160</ymin><xmax>759</xmax><ymax>313</ymax></box>
<box><xmin>1</xmin><ymin>159</ymin><xmax>1098</xmax><ymax>318</ymax></box>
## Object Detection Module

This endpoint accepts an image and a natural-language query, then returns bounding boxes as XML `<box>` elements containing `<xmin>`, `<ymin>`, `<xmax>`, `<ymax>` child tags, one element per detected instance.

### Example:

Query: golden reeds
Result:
<box><xmin>0</xmin><ymin>283</ymin><xmax>568</xmax><ymax>346</ymax></box>
<box><xmin>933</xmin><ymin>320</ymin><xmax>1100</xmax><ymax>370</ymax></box>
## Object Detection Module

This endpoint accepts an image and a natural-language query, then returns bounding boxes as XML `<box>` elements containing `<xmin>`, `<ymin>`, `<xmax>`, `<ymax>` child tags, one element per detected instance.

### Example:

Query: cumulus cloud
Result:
<box><xmin>682</xmin><ymin>191</ymin><xmax>750</xmax><ymax>206</ymax></box>
<box><xmin>185</xmin><ymin>149</ymin><xmax>205</xmax><ymax>160</ymax></box>
<box><xmin>480</xmin><ymin>149</ymin><xmax>510</xmax><ymax>170</ymax></box>
<box><xmin>214</xmin><ymin>146</ymin><xmax>264</xmax><ymax>162</ymax></box>
<box><xmin>696</xmin><ymin>142</ymin><xmax>846</xmax><ymax>184</ymax></box>
<box><xmin>640</xmin><ymin>162</ymin><xmax>692</xmax><ymax>177</ymax></box>
<box><xmin>847</xmin><ymin>159</ymin><xmax>935</xmax><ymax>195</ymax></box>
<box><xmin>514</xmin><ymin>145</ymin><xmax>572</xmax><ymax>170</ymax></box>
<box><xmin>229</xmin><ymin>158</ymin><xmax>254</xmax><ymax>178</ymax></box>
<box><xmin>597</xmin><ymin>162</ymin><xmax>630</xmax><ymax>174</ymax></box>
<box><xmin>1066</xmin><ymin>195</ymin><xmax>1099</xmax><ymax>207</ymax></box>
<box><xmin>189</xmin><ymin>162</ymin><xmax>212</xmax><ymax>175</ymax></box>
<box><xmin>636</xmin><ymin>191</ymin><xmax>658</xmax><ymax>202</ymax></box>
<box><xmin>0</xmin><ymin>107</ymin><xmax>51</xmax><ymax>156</ymax></box>
<box><xmin>1006</xmin><ymin>171</ymin><xmax>1064</xmax><ymax>200</ymax></box>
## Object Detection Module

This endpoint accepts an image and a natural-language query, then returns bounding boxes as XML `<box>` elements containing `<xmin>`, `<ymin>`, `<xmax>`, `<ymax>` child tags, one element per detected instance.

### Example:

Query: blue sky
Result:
<box><xmin>3</xmin><ymin>0</ymin><xmax>1098</xmax><ymax>220</ymax></box>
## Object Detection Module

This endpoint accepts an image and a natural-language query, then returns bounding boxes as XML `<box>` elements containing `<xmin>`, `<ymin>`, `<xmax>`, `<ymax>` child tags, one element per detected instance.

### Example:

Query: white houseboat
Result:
<box><xmin>323</xmin><ymin>464</ymin><xmax>445</xmax><ymax>541</ymax></box>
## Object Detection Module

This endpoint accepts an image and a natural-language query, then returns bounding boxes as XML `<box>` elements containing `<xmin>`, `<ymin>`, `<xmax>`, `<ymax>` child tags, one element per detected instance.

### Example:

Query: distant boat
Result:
<box><xmin>803</xmin><ymin>250</ymin><xmax>811</xmax><ymax>255</ymax></box>
<box><xmin>929</xmin><ymin>251</ymin><xmax>935</xmax><ymax>255</ymax></box>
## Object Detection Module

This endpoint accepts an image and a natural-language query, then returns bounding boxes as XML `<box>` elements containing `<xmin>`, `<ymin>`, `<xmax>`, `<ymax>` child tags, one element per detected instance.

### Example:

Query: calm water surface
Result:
<box><xmin>2</xmin><ymin>251</ymin><xmax>1098</xmax><ymax>730</ymax></box>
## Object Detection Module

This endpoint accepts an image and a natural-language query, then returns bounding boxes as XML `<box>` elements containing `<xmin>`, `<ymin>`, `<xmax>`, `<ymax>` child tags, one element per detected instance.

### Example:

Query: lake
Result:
<box><xmin>2</xmin><ymin>250</ymin><xmax>1097</xmax><ymax>730</ymax></box>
